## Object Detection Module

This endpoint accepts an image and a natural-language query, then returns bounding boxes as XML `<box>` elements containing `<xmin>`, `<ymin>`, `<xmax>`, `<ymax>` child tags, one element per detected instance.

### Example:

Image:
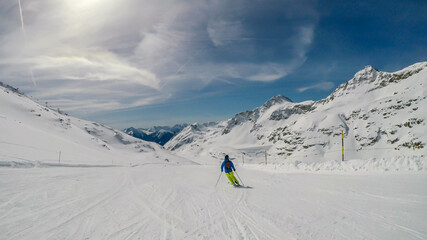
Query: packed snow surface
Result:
<box><xmin>1</xmin><ymin>165</ymin><xmax>426</xmax><ymax>239</ymax></box>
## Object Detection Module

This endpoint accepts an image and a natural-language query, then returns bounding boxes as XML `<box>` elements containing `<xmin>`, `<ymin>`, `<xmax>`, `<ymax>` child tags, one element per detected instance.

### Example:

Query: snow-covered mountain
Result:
<box><xmin>123</xmin><ymin>124</ymin><xmax>188</xmax><ymax>145</ymax></box>
<box><xmin>165</xmin><ymin>62</ymin><xmax>427</xmax><ymax>164</ymax></box>
<box><xmin>0</xmin><ymin>82</ymin><xmax>190</xmax><ymax>167</ymax></box>
<box><xmin>1</xmin><ymin>72</ymin><xmax>426</xmax><ymax>240</ymax></box>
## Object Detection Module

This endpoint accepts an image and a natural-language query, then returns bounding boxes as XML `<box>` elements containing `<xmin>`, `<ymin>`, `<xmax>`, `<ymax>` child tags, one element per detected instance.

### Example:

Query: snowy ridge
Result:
<box><xmin>324</xmin><ymin>62</ymin><xmax>427</xmax><ymax>102</ymax></box>
<box><xmin>166</xmin><ymin>62</ymin><xmax>427</xmax><ymax>168</ymax></box>
<box><xmin>245</xmin><ymin>156</ymin><xmax>426</xmax><ymax>173</ymax></box>
<box><xmin>0</xmin><ymin>84</ymin><xmax>192</xmax><ymax>166</ymax></box>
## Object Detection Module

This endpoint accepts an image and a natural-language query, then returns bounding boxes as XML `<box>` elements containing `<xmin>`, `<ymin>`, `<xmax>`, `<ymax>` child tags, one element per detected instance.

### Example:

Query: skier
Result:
<box><xmin>221</xmin><ymin>155</ymin><xmax>240</xmax><ymax>186</ymax></box>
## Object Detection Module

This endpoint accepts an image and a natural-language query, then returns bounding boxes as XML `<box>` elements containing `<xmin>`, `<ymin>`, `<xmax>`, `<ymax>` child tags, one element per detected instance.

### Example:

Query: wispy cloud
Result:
<box><xmin>207</xmin><ymin>19</ymin><xmax>245</xmax><ymax>47</ymax></box>
<box><xmin>0</xmin><ymin>0</ymin><xmax>318</xmax><ymax>115</ymax></box>
<box><xmin>297</xmin><ymin>82</ymin><xmax>335</xmax><ymax>93</ymax></box>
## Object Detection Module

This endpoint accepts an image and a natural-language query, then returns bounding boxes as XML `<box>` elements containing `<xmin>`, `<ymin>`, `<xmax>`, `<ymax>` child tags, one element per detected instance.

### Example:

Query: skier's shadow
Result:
<box><xmin>235</xmin><ymin>185</ymin><xmax>253</xmax><ymax>189</ymax></box>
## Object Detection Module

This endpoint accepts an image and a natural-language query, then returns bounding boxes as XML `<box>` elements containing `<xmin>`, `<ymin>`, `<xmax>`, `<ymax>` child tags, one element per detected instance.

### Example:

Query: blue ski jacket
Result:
<box><xmin>221</xmin><ymin>159</ymin><xmax>235</xmax><ymax>173</ymax></box>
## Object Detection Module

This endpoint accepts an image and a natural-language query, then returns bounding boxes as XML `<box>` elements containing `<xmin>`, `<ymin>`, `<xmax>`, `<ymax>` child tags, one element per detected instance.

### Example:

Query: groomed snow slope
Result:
<box><xmin>1</xmin><ymin>165</ymin><xmax>426</xmax><ymax>239</ymax></box>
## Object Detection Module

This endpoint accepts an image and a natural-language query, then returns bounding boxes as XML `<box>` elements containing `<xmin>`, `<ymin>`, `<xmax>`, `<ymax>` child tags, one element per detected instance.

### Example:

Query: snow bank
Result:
<box><xmin>244</xmin><ymin>156</ymin><xmax>426</xmax><ymax>173</ymax></box>
<box><xmin>0</xmin><ymin>160</ymin><xmax>119</xmax><ymax>168</ymax></box>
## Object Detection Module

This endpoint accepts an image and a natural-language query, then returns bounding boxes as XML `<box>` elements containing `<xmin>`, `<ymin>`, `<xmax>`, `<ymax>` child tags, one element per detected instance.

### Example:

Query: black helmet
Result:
<box><xmin>225</xmin><ymin>155</ymin><xmax>229</xmax><ymax>159</ymax></box>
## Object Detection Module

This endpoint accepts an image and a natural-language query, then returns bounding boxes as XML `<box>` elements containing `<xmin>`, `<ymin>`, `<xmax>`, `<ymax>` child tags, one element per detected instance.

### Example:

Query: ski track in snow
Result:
<box><xmin>0</xmin><ymin>165</ymin><xmax>426</xmax><ymax>240</ymax></box>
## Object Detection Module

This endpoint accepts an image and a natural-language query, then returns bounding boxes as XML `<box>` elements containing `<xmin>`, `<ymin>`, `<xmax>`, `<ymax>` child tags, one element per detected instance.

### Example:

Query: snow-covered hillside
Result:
<box><xmin>166</xmin><ymin>62</ymin><xmax>427</xmax><ymax>166</ymax></box>
<box><xmin>0</xmin><ymin>82</ymin><xmax>191</xmax><ymax>167</ymax></box>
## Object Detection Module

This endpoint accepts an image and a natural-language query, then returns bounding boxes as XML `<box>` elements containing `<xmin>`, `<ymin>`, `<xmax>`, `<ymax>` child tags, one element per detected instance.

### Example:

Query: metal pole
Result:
<box><xmin>341</xmin><ymin>131</ymin><xmax>344</xmax><ymax>162</ymax></box>
<box><xmin>215</xmin><ymin>172</ymin><xmax>223</xmax><ymax>187</ymax></box>
<box><xmin>242</xmin><ymin>154</ymin><xmax>245</xmax><ymax>166</ymax></box>
<box><xmin>265</xmin><ymin>151</ymin><xmax>267</xmax><ymax>165</ymax></box>
<box><xmin>235</xmin><ymin>171</ymin><xmax>245</xmax><ymax>186</ymax></box>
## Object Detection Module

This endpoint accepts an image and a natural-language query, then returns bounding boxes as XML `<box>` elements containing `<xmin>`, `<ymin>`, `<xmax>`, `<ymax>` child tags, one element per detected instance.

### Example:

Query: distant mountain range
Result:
<box><xmin>123</xmin><ymin>124</ymin><xmax>188</xmax><ymax>146</ymax></box>
<box><xmin>165</xmin><ymin>62</ymin><xmax>427</xmax><ymax>164</ymax></box>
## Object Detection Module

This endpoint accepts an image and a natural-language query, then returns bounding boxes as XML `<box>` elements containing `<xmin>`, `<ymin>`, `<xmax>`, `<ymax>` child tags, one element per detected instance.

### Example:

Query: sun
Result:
<box><xmin>64</xmin><ymin>0</ymin><xmax>104</xmax><ymax>10</ymax></box>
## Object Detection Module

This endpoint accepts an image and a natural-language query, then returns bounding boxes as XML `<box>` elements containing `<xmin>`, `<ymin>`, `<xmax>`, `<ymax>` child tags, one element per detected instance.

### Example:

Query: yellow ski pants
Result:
<box><xmin>225</xmin><ymin>172</ymin><xmax>239</xmax><ymax>186</ymax></box>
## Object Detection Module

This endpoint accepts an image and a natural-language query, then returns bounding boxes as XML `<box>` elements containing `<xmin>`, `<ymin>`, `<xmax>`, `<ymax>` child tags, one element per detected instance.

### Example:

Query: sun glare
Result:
<box><xmin>65</xmin><ymin>0</ymin><xmax>103</xmax><ymax>10</ymax></box>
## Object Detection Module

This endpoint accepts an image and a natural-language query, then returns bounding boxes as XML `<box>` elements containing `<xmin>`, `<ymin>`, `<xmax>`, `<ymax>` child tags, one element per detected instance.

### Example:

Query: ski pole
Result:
<box><xmin>215</xmin><ymin>172</ymin><xmax>223</xmax><ymax>187</ymax></box>
<box><xmin>234</xmin><ymin>171</ymin><xmax>245</xmax><ymax>186</ymax></box>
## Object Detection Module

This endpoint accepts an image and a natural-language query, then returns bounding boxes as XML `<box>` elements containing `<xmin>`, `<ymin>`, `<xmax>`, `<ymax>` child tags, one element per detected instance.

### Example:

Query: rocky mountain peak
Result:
<box><xmin>322</xmin><ymin>65</ymin><xmax>381</xmax><ymax>103</ymax></box>
<box><xmin>262</xmin><ymin>95</ymin><xmax>293</xmax><ymax>109</ymax></box>
<box><xmin>351</xmin><ymin>65</ymin><xmax>379</xmax><ymax>84</ymax></box>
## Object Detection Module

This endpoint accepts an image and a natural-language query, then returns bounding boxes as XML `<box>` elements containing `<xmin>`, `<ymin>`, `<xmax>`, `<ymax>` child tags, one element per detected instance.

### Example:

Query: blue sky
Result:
<box><xmin>0</xmin><ymin>0</ymin><xmax>426</xmax><ymax>129</ymax></box>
